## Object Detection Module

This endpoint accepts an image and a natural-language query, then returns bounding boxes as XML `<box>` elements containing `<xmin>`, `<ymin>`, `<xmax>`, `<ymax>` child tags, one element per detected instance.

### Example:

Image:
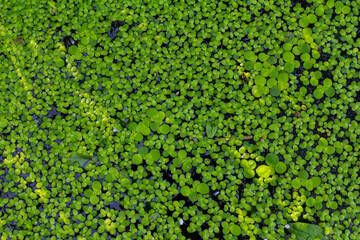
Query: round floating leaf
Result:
<box><xmin>173</xmin><ymin>158</ymin><xmax>182</xmax><ymax>167</ymax></box>
<box><xmin>134</xmin><ymin>132</ymin><xmax>143</xmax><ymax>142</ymax></box>
<box><xmin>256</xmin><ymin>165</ymin><xmax>273</xmax><ymax>178</ymax></box>
<box><xmin>292</xmin><ymin>46</ymin><xmax>301</xmax><ymax>55</ymax></box>
<box><xmin>275</xmin><ymin>162</ymin><xmax>287</xmax><ymax>174</ymax></box>
<box><xmin>105</xmin><ymin>173</ymin><xmax>116</xmax><ymax>183</ymax></box>
<box><xmin>182</xmin><ymin>161</ymin><xmax>192</xmax><ymax>172</ymax></box>
<box><xmin>197</xmin><ymin>183</ymin><xmax>209</xmax><ymax>194</ymax></box>
<box><xmin>267</xmin><ymin>78</ymin><xmax>277</xmax><ymax>88</ymax></box>
<box><xmin>300</xmin><ymin>87</ymin><xmax>307</xmax><ymax>95</ymax></box>
<box><xmin>306</xmin><ymin>197</ymin><xmax>315</xmax><ymax>207</ymax></box>
<box><xmin>299</xmin><ymin>170</ymin><xmax>309</xmax><ymax>180</ymax></box>
<box><xmin>244</xmin><ymin>169</ymin><xmax>255</xmax><ymax>178</ymax></box>
<box><xmin>270</xmin><ymin>86</ymin><xmax>281</xmax><ymax>97</ymax></box>
<box><xmin>230</xmin><ymin>225</ymin><xmax>241</xmax><ymax>236</ymax></box>
<box><xmin>300</xmin><ymin>53</ymin><xmax>310</xmax><ymax>62</ymax></box>
<box><xmin>283</xmin><ymin>52</ymin><xmax>294</xmax><ymax>62</ymax></box>
<box><xmin>329</xmin><ymin>201</ymin><xmax>338</xmax><ymax>210</ymax></box>
<box><xmin>323</xmin><ymin>78</ymin><xmax>332</xmax><ymax>87</ymax></box>
<box><xmin>92</xmin><ymin>181</ymin><xmax>102</xmax><ymax>195</ymax></box>
<box><xmin>138</xmin><ymin>146</ymin><xmax>149</xmax><ymax>156</ymax></box>
<box><xmin>314</xmin><ymin>88</ymin><xmax>324</xmax><ymax>99</ymax></box>
<box><xmin>138</xmin><ymin>124</ymin><xmax>151</xmax><ymax>136</ymax></box>
<box><xmin>142</xmin><ymin>118</ymin><xmax>151</xmax><ymax>127</ymax></box>
<box><xmin>265</xmin><ymin>153</ymin><xmax>279</xmax><ymax>168</ymax></box>
<box><xmin>315</xmin><ymin>6</ymin><xmax>324</xmax><ymax>16</ymax></box>
<box><xmin>300</xmin><ymin>44</ymin><xmax>311</xmax><ymax>53</ymax></box>
<box><xmin>278</xmin><ymin>75</ymin><xmax>289</xmax><ymax>90</ymax></box>
<box><xmin>283</xmin><ymin>43</ymin><xmax>293</xmax><ymax>52</ymax></box>
<box><xmin>158</xmin><ymin>124</ymin><xmax>170</xmax><ymax>134</ymax></box>
<box><xmin>325</xmin><ymin>87</ymin><xmax>335</xmax><ymax>97</ymax></box>
<box><xmin>255</xmin><ymin>75</ymin><xmax>266</xmax><ymax>86</ymax></box>
<box><xmin>84</xmin><ymin>189</ymin><xmax>94</xmax><ymax>198</ymax></box>
<box><xmin>141</xmin><ymin>216</ymin><xmax>149</xmax><ymax>226</ymax></box>
<box><xmin>268</xmin><ymin>56</ymin><xmax>277</xmax><ymax>65</ymax></box>
<box><xmin>244</xmin><ymin>61</ymin><xmax>254</xmax><ymax>71</ymax></box>
<box><xmin>68</xmin><ymin>45</ymin><xmax>79</xmax><ymax>55</ymax></box>
<box><xmin>0</xmin><ymin>118</ymin><xmax>8</xmax><ymax>128</ymax></box>
<box><xmin>299</xmin><ymin>16</ymin><xmax>309</xmax><ymax>28</ymax></box>
<box><xmin>314</xmin><ymin>71</ymin><xmax>322</xmax><ymax>80</ymax></box>
<box><xmin>150</xmin><ymin>122</ymin><xmax>160</xmax><ymax>131</ymax></box>
<box><xmin>155</xmin><ymin>111</ymin><xmax>166</xmax><ymax>122</ymax></box>
<box><xmin>121</xmin><ymin>178</ymin><xmax>131</xmax><ymax>188</ymax></box>
<box><xmin>310</xmin><ymin>78</ymin><xmax>318</xmax><ymax>86</ymax></box>
<box><xmin>178</xmin><ymin>150</ymin><xmax>187</xmax><ymax>159</ymax></box>
<box><xmin>310</xmin><ymin>177</ymin><xmax>321</xmax><ymax>188</ymax></box>
<box><xmin>254</xmin><ymin>62</ymin><xmax>263</xmax><ymax>71</ymax></box>
<box><xmin>292</xmin><ymin>178</ymin><xmax>301</xmax><ymax>189</ymax></box>
<box><xmin>319</xmin><ymin>138</ymin><xmax>328</xmax><ymax>147</ymax></box>
<box><xmin>181</xmin><ymin>186</ymin><xmax>190</xmax><ymax>196</ymax></box>
<box><xmin>243</xmin><ymin>160</ymin><xmax>257</xmax><ymax>170</ymax></box>
<box><xmin>303</xmin><ymin>60</ymin><xmax>313</xmax><ymax>69</ymax></box>
<box><xmin>90</xmin><ymin>195</ymin><xmax>99</xmax><ymax>205</ymax></box>
<box><xmin>128</xmin><ymin>122</ymin><xmax>138</xmax><ymax>131</ymax></box>
<box><xmin>81</xmin><ymin>37</ymin><xmax>90</xmax><ymax>45</ymax></box>
<box><xmin>189</xmin><ymin>191</ymin><xmax>198</xmax><ymax>202</ymax></box>
<box><xmin>259</xmin><ymin>53</ymin><xmax>269</xmax><ymax>62</ymax></box>
<box><xmin>325</xmin><ymin>146</ymin><xmax>335</xmax><ymax>155</ymax></box>
<box><xmin>308</xmin><ymin>14</ymin><xmax>318</xmax><ymax>24</ymax></box>
<box><xmin>269</xmin><ymin>69</ymin><xmax>278</xmax><ymax>78</ymax></box>
<box><xmin>342</xmin><ymin>5</ymin><xmax>351</xmax><ymax>14</ymax></box>
<box><xmin>146</xmin><ymin>108</ymin><xmax>158</xmax><ymax>119</ymax></box>
<box><xmin>252</xmin><ymin>85</ymin><xmax>263</xmax><ymax>98</ymax></box>
<box><xmin>244</xmin><ymin>51</ymin><xmax>257</xmax><ymax>61</ymax></box>
<box><xmin>55</xmin><ymin>58</ymin><xmax>65</xmax><ymax>68</ymax></box>
<box><xmin>149</xmin><ymin>149</ymin><xmax>160</xmax><ymax>161</ymax></box>
<box><xmin>278</xmin><ymin>72</ymin><xmax>288</xmax><ymax>82</ymax></box>
<box><xmin>132</xmin><ymin>154</ymin><xmax>143</xmax><ymax>165</ymax></box>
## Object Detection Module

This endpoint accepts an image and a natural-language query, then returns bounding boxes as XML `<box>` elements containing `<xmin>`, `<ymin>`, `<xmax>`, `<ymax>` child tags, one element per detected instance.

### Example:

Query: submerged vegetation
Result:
<box><xmin>0</xmin><ymin>0</ymin><xmax>360</xmax><ymax>239</ymax></box>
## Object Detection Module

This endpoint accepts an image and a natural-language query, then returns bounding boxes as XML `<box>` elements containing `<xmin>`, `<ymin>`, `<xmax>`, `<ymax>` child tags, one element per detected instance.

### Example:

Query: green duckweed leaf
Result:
<box><xmin>255</xmin><ymin>75</ymin><xmax>266</xmax><ymax>86</ymax></box>
<box><xmin>90</xmin><ymin>195</ymin><xmax>99</xmax><ymax>205</ymax></box>
<box><xmin>310</xmin><ymin>177</ymin><xmax>321</xmax><ymax>188</ymax></box>
<box><xmin>149</xmin><ymin>149</ymin><xmax>160</xmax><ymax>161</ymax></box>
<box><xmin>68</xmin><ymin>45</ymin><xmax>79</xmax><ymax>55</ymax></box>
<box><xmin>314</xmin><ymin>88</ymin><xmax>324</xmax><ymax>99</ymax></box>
<box><xmin>81</xmin><ymin>37</ymin><xmax>90</xmax><ymax>45</ymax></box>
<box><xmin>180</xmin><ymin>186</ymin><xmax>190</xmax><ymax>196</ymax></box>
<box><xmin>265</xmin><ymin>153</ymin><xmax>279</xmax><ymax>168</ymax></box>
<box><xmin>325</xmin><ymin>87</ymin><xmax>335</xmax><ymax>97</ymax></box>
<box><xmin>230</xmin><ymin>225</ymin><xmax>241</xmax><ymax>236</ymax></box>
<box><xmin>275</xmin><ymin>162</ymin><xmax>287</xmax><ymax>174</ymax></box>
<box><xmin>132</xmin><ymin>154</ymin><xmax>143</xmax><ymax>165</ymax></box>
<box><xmin>292</xmin><ymin>178</ymin><xmax>302</xmax><ymax>189</ymax></box>
<box><xmin>92</xmin><ymin>181</ymin><xmax>102</xmax><ymax>194</ymax></box>
<box><xmin>182</xmin><ymin>161</ymin><xmax>192</xmax><ymax>172</ymax></box>
<box><xmin>55</xmin><ymin>58</ymin><xmax>65</xmax><ymax>68</ymax></box>
<box><xmin>252</xmin><ymin>85</ymin><xmax>264</xmax><ymax>98</ymax></box>
<box><xmin>158</xmin><ymin>124</ymin><xmax>170</xmax><ymax>134</ymax></box>
<box><xmin>138</xmin><ymin>146</ymin><xmax>149</xmax><ymax>157</ymax></box>
<box><xmin>256</xmin><ymin>165</ymin><xmax>273</xmax><ymax>178</ymax></box>
<box><xmin>84</xmin><ymin>189</ymin><xmax>94</xmax><ymax>198</ymax></box>
<box><xmin>244</xmin><ymin>169</ymin><xmax>255</xmax><ymax>178</ymax></box>
<box><xmin>197</xmin><ymin>183</ymin><xmax>209</xmax><ymax>194</ymax></box>
<box><xmin>283</xmin><ymin>52</ymin><xmax>295</xmax><ymax>62</ymax></box>
<box><xmin>178</xmin><ymin>150</ymin><xmax>187</xmax><ymax>159</ymax></box>
<box><xmin>0</xmin><ymin>118</ymin><xmax>8</xmax><ymax>128</ymax></box>
<box><xmin>270</xmin><ymin>86</ymin><xmax>281</xmax><ymax>97</ymax></box>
